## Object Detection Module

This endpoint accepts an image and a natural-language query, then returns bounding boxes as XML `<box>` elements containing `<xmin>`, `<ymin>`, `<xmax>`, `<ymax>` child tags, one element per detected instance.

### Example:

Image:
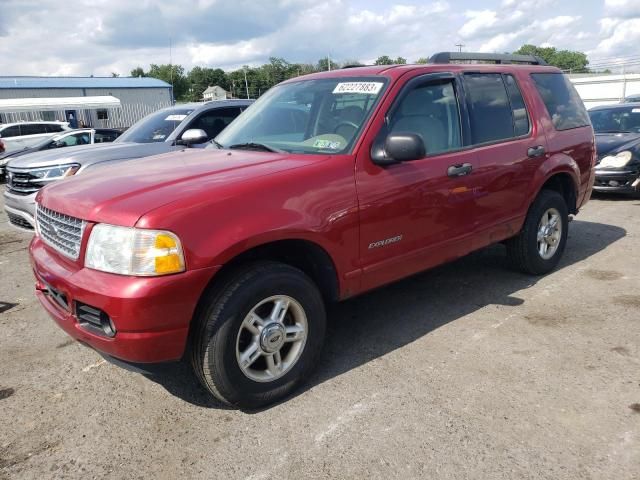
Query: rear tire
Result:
<box><xmin>190</xmin><ymin>261</ymin><xmax>326</xmax><ymax>409</ymax></box>
<box><xmin>506</xmin><ymin>189</ymin><xmax>569</xmax><ymax>275</ymax></box>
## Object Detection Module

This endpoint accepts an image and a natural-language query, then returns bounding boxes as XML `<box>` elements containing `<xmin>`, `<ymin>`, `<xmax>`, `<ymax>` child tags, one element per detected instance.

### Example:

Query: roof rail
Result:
<box><xmin>428</xmin><ymin>52</ymin><xmax>547</xmax><ymax>66</ymax></box>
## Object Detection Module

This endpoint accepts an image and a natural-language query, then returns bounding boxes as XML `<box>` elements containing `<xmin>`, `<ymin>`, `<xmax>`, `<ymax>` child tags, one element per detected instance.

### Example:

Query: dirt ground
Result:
<box><xmin>1</xmin><ymin>191</ymin><xmax>639</xmax><ymax>479</ymax></box>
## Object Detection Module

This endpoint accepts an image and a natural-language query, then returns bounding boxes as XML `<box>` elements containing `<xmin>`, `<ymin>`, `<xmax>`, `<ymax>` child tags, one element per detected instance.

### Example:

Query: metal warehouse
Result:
<box><xmin>0</xmin><ymin>76</ymin><xmax>173</xmax><ymax>129</ymax></box>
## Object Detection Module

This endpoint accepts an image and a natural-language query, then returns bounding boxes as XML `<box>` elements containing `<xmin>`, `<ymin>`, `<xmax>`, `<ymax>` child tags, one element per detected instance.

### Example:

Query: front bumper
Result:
<box><xmin>30</xmin><ymin>236</ymin><xmax>220</xmax><ymax>363</ymax></box>
<box><xmin>3</xmin><ymin>189</ymin><xmax>36</xmax><ymax>231</ymax></box>
<box><xmin>593</xmin><ymin>167</ymin><xmax>640</xmax><ymax>193</ymax></box>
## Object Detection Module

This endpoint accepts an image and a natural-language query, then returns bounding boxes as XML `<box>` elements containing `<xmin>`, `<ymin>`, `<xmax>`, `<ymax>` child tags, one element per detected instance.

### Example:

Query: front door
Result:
<box><xmin>356</xmin><ymin>73</ymin><xmax>478</xmax><ymax>291</ymax></box>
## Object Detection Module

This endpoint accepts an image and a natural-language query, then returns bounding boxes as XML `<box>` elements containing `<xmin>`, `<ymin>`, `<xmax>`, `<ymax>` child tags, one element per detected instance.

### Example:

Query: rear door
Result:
<box><xmin>459</xmin><ymin>72</ymin><xmax>545</xmax><ymax>244</ymax></box>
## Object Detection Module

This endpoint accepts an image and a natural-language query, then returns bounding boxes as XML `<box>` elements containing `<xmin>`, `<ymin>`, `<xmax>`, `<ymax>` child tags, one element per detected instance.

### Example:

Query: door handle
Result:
<box><xmin>527</xmin><ymin>145</ymin><xmax>546</xmax><ymax>158</ymax></box>
<box><xmin>447</xmin><ymin>163</ymin><xmax>472</xmax><ymax>177</ymax></box>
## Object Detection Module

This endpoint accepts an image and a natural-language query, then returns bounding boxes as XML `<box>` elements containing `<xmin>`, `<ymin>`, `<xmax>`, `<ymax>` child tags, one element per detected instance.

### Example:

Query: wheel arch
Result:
<box><xmin>530</xmin><ymin>153</ymin><xmax>581</xmax><ymax>214</ymax></box>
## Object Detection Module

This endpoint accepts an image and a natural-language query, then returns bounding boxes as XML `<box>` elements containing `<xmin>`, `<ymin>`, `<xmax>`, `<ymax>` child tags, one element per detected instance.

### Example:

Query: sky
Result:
<box><xmin>0</xmin><ymin>0</ymin><xmax>639</xmax><ymax>76</ymax></box>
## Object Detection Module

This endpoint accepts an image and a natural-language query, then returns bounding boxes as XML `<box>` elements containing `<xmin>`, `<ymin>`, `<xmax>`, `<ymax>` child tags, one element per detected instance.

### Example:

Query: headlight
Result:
<box><xmin>29</xmin><ymin>163</ymin><xmax>80</xmax><ymax>182</ymax></box>
<box><xmin>85</xmin><ymin>224</ymin><xmax>185</xmax><ymax>276</ymax></box>
<box><xmin>599</xmin><ymin>151</ymin><xmax>633</xmax><ymax>168</ymax></box>
<box><xmin>0</xmin><ymin>157</ymin><xmax>12</xmax><ymax>167</ymax></box>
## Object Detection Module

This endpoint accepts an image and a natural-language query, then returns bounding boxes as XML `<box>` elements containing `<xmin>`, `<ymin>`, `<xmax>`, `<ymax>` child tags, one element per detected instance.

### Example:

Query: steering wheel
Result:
<box><xmin>333</xmin><ymin>121</ymin><xmax>359</xmax><ymax>137</ymax></box>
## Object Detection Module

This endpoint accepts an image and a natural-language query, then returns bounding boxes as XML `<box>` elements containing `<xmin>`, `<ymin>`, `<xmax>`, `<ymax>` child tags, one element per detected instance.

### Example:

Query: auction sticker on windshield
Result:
<box><xmin>165</xmin><ymin>114</ymin><xmax>188</xmax><ymax>121</ymax></box>
<box><xmin>333</xmin><ymin>82</ymin><xmax>384</xmax><ymax>95</ymax></box>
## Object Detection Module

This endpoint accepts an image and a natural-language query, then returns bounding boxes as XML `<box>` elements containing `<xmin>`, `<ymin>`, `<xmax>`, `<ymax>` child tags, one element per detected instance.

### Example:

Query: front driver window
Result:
<box><xmin>388</xmin><ymin>81</ymin><xmax>462</xmax><ymax>156</ymax></box>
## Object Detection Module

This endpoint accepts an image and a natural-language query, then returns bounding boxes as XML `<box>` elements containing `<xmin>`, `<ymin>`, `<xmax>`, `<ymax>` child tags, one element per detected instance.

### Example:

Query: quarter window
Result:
<box><xmin>388</xmin><ymin>80</ymin><xmax>462</xmax><ymax>155</ymax></box>
<box><xmin>531</xmin><ymin>73</ymin><xmax>590</xmax><ymax>131</ymax></box>
<box><xmin>504</xmin><ymin>74</ymin><xmax>530</xmax><ymax>136</ymax></box>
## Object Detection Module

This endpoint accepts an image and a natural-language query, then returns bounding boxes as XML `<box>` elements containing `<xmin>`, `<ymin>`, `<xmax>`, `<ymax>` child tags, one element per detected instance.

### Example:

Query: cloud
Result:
<box><xmin>604</xmin><ymin>0</ymin><xmax>640</xmax><ymax>18</ymax></box>
<box><xmin>0</xmin><ymin>0</ymin><xmax>637</xmax><ymax>76</ymax></box>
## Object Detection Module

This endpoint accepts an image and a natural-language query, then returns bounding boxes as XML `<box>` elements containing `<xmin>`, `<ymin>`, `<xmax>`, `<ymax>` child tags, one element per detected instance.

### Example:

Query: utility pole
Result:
<box><xmin>243</xmin><ymin>67</ymin><xmax>250</xmax><ymax>99</ymax></box>
<box><xmin>327</xmin><ymin>53</ymin><xmax>331</xmax><ymax>71</ymax></box>
<box><xmin>169</xmin><ymin>37</ymin><xmax>174</xmax><ymax>104</ymax></box>
<box><xmin>455</xmin><ymin>43</ymin><xmax>465</xmax><ymax>52</ymax></box>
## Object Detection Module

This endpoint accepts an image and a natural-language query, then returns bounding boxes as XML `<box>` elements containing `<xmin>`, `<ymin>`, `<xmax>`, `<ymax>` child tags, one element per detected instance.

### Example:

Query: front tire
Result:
<box><xmin>190</xmin><ymin>262</ymin><xmax>326</xmax><ymax>409</ymax></box>
<box><xmin>506</xmin><ymin>189</ymin><xmax>569</xmax><ymax>275</ymax></box>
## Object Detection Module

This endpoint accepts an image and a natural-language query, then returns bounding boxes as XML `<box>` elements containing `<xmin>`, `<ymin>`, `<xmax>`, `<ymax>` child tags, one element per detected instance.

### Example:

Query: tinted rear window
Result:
<box><xmin>531</xmin><ymin>73</ymin><xmax>590</xmax><ymax>131</ymax></box>
<box><xmin>464</xmin><ymin>73</ymin><xmax>516</xmax><ymax>144</ymax></box>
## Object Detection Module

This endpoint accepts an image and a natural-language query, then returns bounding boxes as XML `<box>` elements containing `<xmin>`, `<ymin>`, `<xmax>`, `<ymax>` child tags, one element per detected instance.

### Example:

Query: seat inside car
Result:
<box><xmin>391</xmin><ymin>88</ymin><xmax>447</xmax><ymax>154</ymax></box>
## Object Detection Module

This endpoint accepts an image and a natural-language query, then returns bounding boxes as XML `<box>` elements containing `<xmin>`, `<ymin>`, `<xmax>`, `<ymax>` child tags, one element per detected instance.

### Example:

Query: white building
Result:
<box><xmin>0</xmin><ymin>76</ymin><xmax>173</xmax><ymax>128</ymax></box>
<box><xmin>569</xmin><ymin>73</ymin><xmax>640</xmax><ymax>109</ymax></box>
<box><xmin>202</xmin><ymin>85</ymin><xmax>229</xmax><ymax>101</ymax></box>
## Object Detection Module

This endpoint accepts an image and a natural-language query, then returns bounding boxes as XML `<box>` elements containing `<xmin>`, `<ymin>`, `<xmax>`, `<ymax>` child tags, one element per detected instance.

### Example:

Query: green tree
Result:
<box><xmin>111</xmin><ymin>72</ymin><xmax>120</xmax><ymax>77</ymax></box>
<box><xmin>145</xmin><ymin>64</ymin><xmax>189</xmax><ymax>100</ymax></box>
<box><xmin>374</xmin><ymin>55</ymin><xmax>394</xmax><ymax>65</ymax></box>
<box><xmin>130</xmin><ymin>66</ymin><xmax>146</xmax><ymax>77</ymax></box>
<box><xmin>395</xmin><ymin>56</ymin><xmax>407</xmax><ymax>64</ymax></box>
<box><xmin>415</xmin><ymin>57</ymin><xmax>430</xmax><ymax>64</ymax></box>
<box><xmin>514</xmin><ymin>44</ymin><xmax>589</xmax><ymax>73</ymax></box>
<box><xmin>316</xmin><ymin>57</ymin><xmax>339</xmax><ymax>71</ymax></box>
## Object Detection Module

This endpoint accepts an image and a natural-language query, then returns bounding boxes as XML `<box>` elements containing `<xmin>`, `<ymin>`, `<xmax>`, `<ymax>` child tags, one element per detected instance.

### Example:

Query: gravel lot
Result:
<box><xmin>1</xmin><ymin>191</ymin><xmax>639</xmax><ymax>479</ymax></box>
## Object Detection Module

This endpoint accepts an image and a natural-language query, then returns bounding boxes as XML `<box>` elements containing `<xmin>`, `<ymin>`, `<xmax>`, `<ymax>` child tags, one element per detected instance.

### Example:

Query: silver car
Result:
<box><xmin>4</xmin><ymin>100</ymin><xmax>252</xmax><ymax>231</ymax></box>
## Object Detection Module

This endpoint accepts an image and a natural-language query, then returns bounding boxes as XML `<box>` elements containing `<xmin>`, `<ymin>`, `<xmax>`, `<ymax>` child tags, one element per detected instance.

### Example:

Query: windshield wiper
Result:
<box><xmin>227</xmin><ymin>142</ymin><xmax>284</xmax><ymax>153</ymax></box>
<box><xmin>597</xmin><ymin>130</ymin><xmax>631</xmax><ymax>134</ymax></box>
<box><xmin>211</xmin><ymin>139</ymin><xmax>223</xmax><ymax>149</ymax></box>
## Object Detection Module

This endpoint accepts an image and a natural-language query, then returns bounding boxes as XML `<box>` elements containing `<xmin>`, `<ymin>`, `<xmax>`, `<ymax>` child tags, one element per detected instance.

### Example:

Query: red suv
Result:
<box><xmin>30</xmin><ymin>53</ymin><xmax>595</xmax><ymax>408</ymax></box>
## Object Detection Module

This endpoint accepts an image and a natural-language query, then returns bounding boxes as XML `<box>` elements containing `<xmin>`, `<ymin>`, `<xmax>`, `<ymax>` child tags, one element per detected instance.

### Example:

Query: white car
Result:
<box><xmin>0</xmin><ymin>121</ymin><xmax>71</xmax><ymax>152</ymax></box>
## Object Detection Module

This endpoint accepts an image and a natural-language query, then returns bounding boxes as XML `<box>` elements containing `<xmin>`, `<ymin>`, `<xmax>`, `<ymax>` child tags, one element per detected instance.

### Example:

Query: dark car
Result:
<box><xmin>4</xmin><ymin>100</ymin><xmax>252</xmax><ymax>231</ymax></box>
<box><xmin>589</xmin><ymin>103</ymin><xmax>640</xmax><ymax>193</ymax></box>
<box><xmin>623</xmin><ymin>94</ymin><xmax>640</xmax><ymax>103</ymax></box>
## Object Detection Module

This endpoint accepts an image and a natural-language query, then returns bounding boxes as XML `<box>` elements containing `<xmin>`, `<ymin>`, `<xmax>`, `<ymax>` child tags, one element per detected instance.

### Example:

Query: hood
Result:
<box><xmin>595</xmin><ymin>132</ymin><xmax>640</xmax><ymax>158</ymax></box>
<box><xmin>37</xmin><ymin>148</ymin><xmax>325</xmax><ymax>226</ymax></box>
<box><xmin>6</xmin><ymin>141</ymin><xmax>172</xmax><ymax>170</ymax></box>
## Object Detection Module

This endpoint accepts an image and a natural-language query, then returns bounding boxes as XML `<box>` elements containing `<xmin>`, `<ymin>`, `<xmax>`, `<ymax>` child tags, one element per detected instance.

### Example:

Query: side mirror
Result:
<box><xmin>371</xmin><ymin>132</ymin><xmax>426</xmax><ymax>166</ymax></box>
<box><xmin>384</xmin><ymin>132</ymin><xmax>425</xmax><ymax>162</ymax></box>
<box><xmin>178</xmin><ymin>129</ymin><xmax>208</xmax><ymax>146</ymax></box>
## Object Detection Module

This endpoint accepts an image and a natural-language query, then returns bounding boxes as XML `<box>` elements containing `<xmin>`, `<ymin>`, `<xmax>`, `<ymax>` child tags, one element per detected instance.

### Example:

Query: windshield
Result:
<box><xmin>589</xmin><ymin>107</ymin><xmax>640</xmax><ymax>133</ymax></box>
<box><xmin>215</xmin><ymin>77</ymin><xmax>388</xmax><ymax>154</ymax></box>
<box><xmin>116</xmin><ymin>108</ymin><xmax>194</xmax><ymax>143</ymax></box>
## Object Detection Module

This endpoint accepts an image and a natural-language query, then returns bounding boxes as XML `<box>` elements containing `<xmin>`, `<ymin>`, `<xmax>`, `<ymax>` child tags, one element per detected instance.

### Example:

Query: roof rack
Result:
<box><xmin>428</xmin><ymin>52</ymin><xmax>547</xmax><ymax>66</ymax></box>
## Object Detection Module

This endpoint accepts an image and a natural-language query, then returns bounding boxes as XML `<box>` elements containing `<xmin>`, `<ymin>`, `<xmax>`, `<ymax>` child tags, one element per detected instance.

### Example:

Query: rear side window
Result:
<box><xmin>0</xmin><ymin>126</ymin><xmax>20</xmax><ymax>137</ymax></box>
<box><xmin>464</xmin><ymin>73</ymin><xmax>515</xmax><ymax>144</ymax></box>
<box><xmin>26</xmin><ymin>124</ymin><xmax>47</xmax><ymax>135</ymax></box>
<box><xmin>504</xmin><ymin>75</ymin><xmax>530</xmax><ymax>136</ymax></box>
<box><xmin>46</xmin><ymin>124</ymin><xmax>65</xmax><ymax>133</ymax></box>
<box><xmin>531</xmin><ymin>73</ymin><xmax>590</xmax><ymax>131</ymax></box>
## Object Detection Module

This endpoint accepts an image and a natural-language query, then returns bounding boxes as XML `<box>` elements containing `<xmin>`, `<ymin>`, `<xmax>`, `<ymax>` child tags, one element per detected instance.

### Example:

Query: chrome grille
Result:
<box><xmin>36</xmin><ymin>205</ymin><xmax>85</xmax><ymax>260</ymax></box>
<box><xmin>6</xmin><ymin>168</ymin><xmax>41</xmax><ymax>195</ymax></box>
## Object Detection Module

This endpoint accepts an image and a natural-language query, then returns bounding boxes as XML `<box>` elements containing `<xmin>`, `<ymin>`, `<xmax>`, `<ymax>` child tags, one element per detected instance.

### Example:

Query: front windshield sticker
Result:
<box><xmin>153</xmin><ymin>134</ymin><xmax>166</xmax><ymax>140</ymax></box>
<box><xmin>165</xmin><ymin>114</ymin><xmax>187</xmax><ymax>121</ymax></box>
<box><xmin>332</xmin><ymin>82</ymin><xmax>384</xmax><ymax>95</ymax></box>
<box><xmin>633</xmin><ymin>108</ymin><xmax>640</xmax><ymax>113</ymax></box>
<box><xmin>313</xmin><ymin>139</ymin><xmax>342</xmax><ymax>149</ymax></box>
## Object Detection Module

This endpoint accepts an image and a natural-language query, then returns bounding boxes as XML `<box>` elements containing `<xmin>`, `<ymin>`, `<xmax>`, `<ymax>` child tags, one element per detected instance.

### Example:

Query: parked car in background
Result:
<box><xmin>30</xmin><ymin>54</ymin><xmax>595</xmax><ymax>408</ymax></box>
<box><xmin>0</xmin><ymin>128</ymin><xmax>121</xmax><ymax>176</ymax></box>
<box><xmin>589</xmin><ymin>103</ymin><xmax>640</xmax><ymax>193</ymax></box>
<box><xmin>0</xmin><ymin>121</ymin><xmax>71</xmax><ymax>152</ymax></box>
<box><xmin>622</xmin><ymin>94</ymin><xmax>640</xmax><ymax>103</ymax></box>
<box><xmin>4</xmin><ymin>100</ymin><xmax>252</xmax><ymax>230</ymax></box>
